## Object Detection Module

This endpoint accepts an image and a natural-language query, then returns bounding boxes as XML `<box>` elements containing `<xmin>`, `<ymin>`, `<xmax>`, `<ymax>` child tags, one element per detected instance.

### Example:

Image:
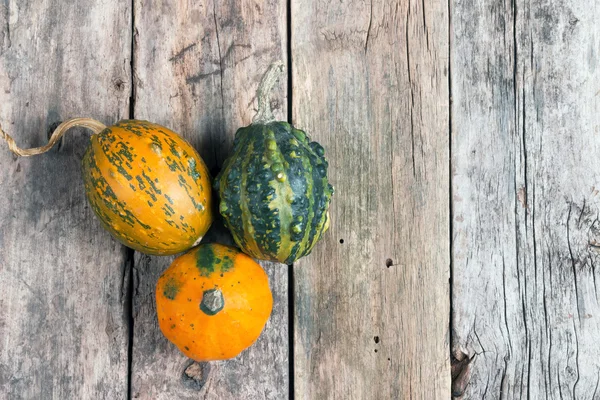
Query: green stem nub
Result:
<box><xmin>199</xmin><ymin>289</ymin><xmax>225</xmax><ymax>316</ymax></box>
<box><xmin>252</xmin><ymin>60</ymin><xmax>285</xmax><ymax>125</ymax></box>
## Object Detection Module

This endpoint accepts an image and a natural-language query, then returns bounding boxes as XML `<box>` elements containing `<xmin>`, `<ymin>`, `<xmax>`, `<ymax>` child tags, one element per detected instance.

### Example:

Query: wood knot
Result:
<box><xmin>451</xmin><ymin>351</ymin><xmax>475</xmax><ymax>398</ymax></box>
<box><xmin>181</xmin><ymin>361</ymin><xmax>211</xmax><ymax>390</ymax></box>
<box><xmin>113</xmin><ymin>78</ymin><xmax>126</xmax><ymax>91</ymax></box>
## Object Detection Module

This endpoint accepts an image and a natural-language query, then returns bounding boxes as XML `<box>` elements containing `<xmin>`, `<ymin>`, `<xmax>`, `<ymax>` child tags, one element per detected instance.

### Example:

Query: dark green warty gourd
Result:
<box><xmin>214</xmin><ymin>62</ymin><xmax>334</xmax><ymax>264</ymax></box>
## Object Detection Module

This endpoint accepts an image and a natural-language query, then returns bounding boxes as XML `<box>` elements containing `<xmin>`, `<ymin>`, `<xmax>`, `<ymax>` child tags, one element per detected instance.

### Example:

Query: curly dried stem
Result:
<box><xmin>0</xmin><ymin>117</ymin><xmax>107</xmax><ymax>157</ymax></box>
<box><xmin>252</xmin><ymin>60</ymin><xmax>285</xmax><ymax>125</ymax></box>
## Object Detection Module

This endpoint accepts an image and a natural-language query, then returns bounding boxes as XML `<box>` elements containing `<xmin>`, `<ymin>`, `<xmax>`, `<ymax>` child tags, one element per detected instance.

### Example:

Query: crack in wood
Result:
<box><xmin>1</xmin><ymin>0</ymin><xmax>10</xmax><ymax>53</ymax></box>
<box><xmin>212</xmin><ymin>0</ymin><xmax>223</xmax><ymax>169</ymax></box>
<box><xmin>169</xmin><ymin>43</ymin><xmax>197</xmax><ymax>62</ymax></box>
<box><xmin>364</xmin><ymin>0</ymin><xmax>373</xmax><ymax>53</ymax></box>
<box><xmin>405</xmin><ymin>0</ymin><xmax>416</xmax><ymax>178</ymax></box>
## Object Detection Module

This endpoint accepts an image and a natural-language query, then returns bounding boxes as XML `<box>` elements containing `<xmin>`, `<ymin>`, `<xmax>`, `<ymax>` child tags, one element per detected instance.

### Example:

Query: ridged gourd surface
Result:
<box><xmin>82</xmin><ymin>120</ymin><xmax>213</xmax><ymax>255</ymax></box>
<box><xmin>216</xmin><ymin>121</ymin><xmax>333</xmax><ymax>264</ymax></box>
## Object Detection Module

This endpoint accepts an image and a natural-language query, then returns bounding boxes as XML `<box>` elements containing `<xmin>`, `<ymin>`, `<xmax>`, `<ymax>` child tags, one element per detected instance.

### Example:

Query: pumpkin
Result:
<box><xmin>155</xmin><ymin>243</ymin><xmax>273</xmax><ymax>361</ymax></box>
<box><xmin>0</xmin><ymin>118</ymin><xmax>213</xmax><ymax>255</ymax></box>
<box><xmin>214</xmin><ymin>62</ymin><xmax>333</xmax><ymax>264</ymax></box>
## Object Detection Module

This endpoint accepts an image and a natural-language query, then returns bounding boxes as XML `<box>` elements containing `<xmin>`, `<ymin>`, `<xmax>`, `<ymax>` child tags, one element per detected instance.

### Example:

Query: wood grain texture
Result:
<box><xmin>291</xmin><ymin>0</ymin><xmax>451</xmax><ymax>398</ymax></box>
<box><xmin>0</xmin><ymin>1</ymin><xmax>132</xmax><ymax>399</ymax></box>
<box><xmin>452</xmin><ymin>0</ymin><xmax>600</xmax><ymax>397</ymax></box>
<box><xmin>130</xmin><ymin>0</ymin><xmax>289</xmax><ymax>398</ymax></box>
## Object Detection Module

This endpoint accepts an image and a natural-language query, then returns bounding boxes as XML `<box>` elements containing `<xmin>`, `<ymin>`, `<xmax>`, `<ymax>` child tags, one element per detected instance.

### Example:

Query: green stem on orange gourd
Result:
<box><xmin>199</xmin><ymin>288</ymin><xmax>225</xmax><ymax>316</ymax></box>
<box><xmin>252</xmin><ymin>60</ymin><xmax>285</xmax><ymax>125</ymax></box>
<box><xmin>0</xmin><ymin>117</ymin><xmax>107</xmax><ymax>157</ymax></box>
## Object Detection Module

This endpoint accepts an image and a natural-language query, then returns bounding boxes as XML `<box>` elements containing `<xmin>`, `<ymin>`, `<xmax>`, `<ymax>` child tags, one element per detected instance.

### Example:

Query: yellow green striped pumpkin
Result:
<box><xmin>82</xmin><ymin>120</ymin><xmax>213</xmax><ymax>255</ymax></box>
<box><xmin>214</xmin><ymin>121</ymin><xmax>333</xmax><ymax>264</ymax></box>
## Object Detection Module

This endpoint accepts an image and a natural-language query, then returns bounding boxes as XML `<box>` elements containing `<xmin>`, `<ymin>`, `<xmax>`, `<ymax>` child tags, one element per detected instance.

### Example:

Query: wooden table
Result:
<box><xmin>0</xmin><ymin>0</ymin><xmax>598</xmax><ymax>399</ymax></box>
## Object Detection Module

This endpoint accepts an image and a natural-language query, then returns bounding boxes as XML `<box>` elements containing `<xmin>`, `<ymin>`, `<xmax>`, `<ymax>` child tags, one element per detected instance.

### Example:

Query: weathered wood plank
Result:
<box><xmin>452</xmin><ymin>0</ymin><xmax>600</xmax><ymax>397</ymax></box>
<box><xmin>292</xmin><ymin>0</ymin><xmax>451</xmax><ymax>398</ymax></box>
<box><xmin>130</xmin><ymin>1</ymin><xmax>289</xmax><ymax>398</ymax></box>
<box><xmin>0</xmin><ymin>1</ymin><xmax>132</xmax><ymax>398</ymax></box>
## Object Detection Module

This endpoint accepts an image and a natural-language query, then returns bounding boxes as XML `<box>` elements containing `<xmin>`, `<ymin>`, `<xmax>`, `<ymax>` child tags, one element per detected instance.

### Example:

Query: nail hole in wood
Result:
<box><xmin>374</xmin><ymin>336</ymin><xmax>380</xmax><ymax>344</ymax></box>
<box><xmin>385</xmin><ymin>259</ymin><xmax>393</xmax><ymax>268</ymax></box>
<box><xmin>339</xmin><ymin>239</ymin><xmax>344</xmax><ymax>244</ymax></box>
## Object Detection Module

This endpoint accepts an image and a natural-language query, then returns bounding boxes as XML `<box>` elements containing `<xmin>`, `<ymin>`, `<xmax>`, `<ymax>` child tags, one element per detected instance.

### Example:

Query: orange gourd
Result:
<box><xmin>81</xmin><ymin>120</ymin><xmax>213</xmax><ymax>255</ymax></box>
<box><xmin>155</xmin><ymin>243</ymin><xmax>273</xmax><ymax>361</ymax></box>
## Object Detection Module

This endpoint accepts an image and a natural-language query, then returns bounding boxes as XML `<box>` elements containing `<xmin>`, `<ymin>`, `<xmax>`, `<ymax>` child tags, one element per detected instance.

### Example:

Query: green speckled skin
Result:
<box><xmin>163</xmin><ymin>277</ymin><xmax>180</xmax><ymax>300</ymax></box>
<box><xmin>215</xmin><ymin>121</ymin><xmax>333</xmax><ymax>264</ymax></box>
<box><xmin>81</xmin><ymin>120</ymin><xmax>213</xmax><ymax>255</ymax></box>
